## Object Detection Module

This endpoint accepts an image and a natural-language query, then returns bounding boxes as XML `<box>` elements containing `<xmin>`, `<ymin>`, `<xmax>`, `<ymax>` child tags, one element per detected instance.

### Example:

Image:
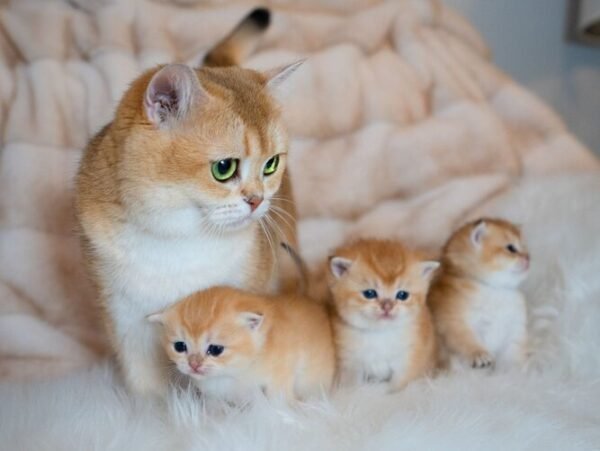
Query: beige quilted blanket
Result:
<box><xmin>0</xmin><ymin>0</ymin><xmax>598</xmax><ymax>380</ymax></box>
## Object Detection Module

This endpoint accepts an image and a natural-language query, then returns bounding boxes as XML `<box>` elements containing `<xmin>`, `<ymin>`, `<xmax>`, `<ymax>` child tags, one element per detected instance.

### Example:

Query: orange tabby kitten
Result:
<box><xmin>328</xmin><ymin>239</ymin><xmax>438</xmax><ymax>391</ymax></box>
<box><xmin>75</xmin><ymin>9</ymin><xmax>302</xmax><ymax>396</ymax></box>
<box><xmin>148</xmin><ymin>286</ymin><xmax>335</xmax><ymax>403</ymax></box>
<box><xmin>429</xmin><ymin>218</ymin><xmax>530</xmax><ymax>371</ymax></box>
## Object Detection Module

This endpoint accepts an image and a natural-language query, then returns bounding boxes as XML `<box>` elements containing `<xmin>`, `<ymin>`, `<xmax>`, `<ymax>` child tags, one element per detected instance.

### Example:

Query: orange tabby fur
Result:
<box><xmin>328</xmin><ymin>239</ymin><xmax>438</xmax><ymax>391</ymax></box>
<box><xmin>149</xmin><ymin>286</ymin><xmax>335</xmax><ymax>402</ymax></box>
<box><xmin>75</xmin><ymin>10</ymin><xmax>301</xmax><ymax>396</ymax></box>
<box><xmin>429</xmin><ymin>218</ymin><xmax>530</xmax><ymax>370</ymax></box>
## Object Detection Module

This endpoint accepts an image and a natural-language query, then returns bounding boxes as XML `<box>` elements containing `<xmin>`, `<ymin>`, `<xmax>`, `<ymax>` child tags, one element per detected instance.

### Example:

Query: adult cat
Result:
<box><xmin>75</xmin><ymin>8</ymin><xmax>300</xmax><ymax>396</ymax></box>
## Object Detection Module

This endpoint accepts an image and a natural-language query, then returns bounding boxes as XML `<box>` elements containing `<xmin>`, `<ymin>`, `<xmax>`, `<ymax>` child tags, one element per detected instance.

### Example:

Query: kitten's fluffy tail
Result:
<box><xmin>204</xmin><ymin>8</ymin><xmax>271</xmax><ymax>67</ymax></box>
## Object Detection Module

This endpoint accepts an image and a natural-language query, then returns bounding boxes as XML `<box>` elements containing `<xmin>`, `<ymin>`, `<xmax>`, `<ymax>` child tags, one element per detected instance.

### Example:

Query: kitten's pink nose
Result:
<box><xmin>380</xmin><ymin>300</ymin><xmax>394</xmax><ymax>314</ymax></box>
<box><xmin>244</xmin><ymin>194</ymin><xmax>263</xmax><ymax>212</ymax></box>
<box><xmin>521</xmin><ymin>254</ymin><xmax>530</xmax><ymax>270</ymax></box>
<box><xmin>188</xmin><ymin>354</ymin><xmax>203</xmax><ymax>372</ymax></box>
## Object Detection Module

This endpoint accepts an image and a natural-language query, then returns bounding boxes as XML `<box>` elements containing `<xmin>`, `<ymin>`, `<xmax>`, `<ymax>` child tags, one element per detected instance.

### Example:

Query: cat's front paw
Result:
<box><xmin>471</xmin><ymin>352</ymin><xmax>494</xmax><ymax>369</ymax></box>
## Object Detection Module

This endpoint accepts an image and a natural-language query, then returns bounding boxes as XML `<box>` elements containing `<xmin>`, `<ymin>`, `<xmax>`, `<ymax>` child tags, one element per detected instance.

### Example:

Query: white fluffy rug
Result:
<box><xmin>2</xmin><ymin>174</ymin><xmax>600</xmax><ymax>450</ymax></box>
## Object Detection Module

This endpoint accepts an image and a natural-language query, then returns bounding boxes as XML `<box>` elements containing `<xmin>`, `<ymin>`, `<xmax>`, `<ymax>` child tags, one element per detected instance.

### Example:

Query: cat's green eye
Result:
<box><xmin>211</xmin><ymin>159</ymin><xmax>238</xmax><ymax>182</ymax></box>
<box><xmin>263</xmin><ymin>155</ymin><xmax>279</xmax><ymax>176</ymax></box>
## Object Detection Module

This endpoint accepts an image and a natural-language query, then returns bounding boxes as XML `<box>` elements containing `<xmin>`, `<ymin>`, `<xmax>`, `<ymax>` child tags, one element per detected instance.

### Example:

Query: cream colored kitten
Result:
<box><xmin>429</xmin><ymin>218</ymin><xmax>530</xmax><ymax>371</ymax></box>
<box><xmin>148</xmin><ymin>286</ymin><xmax>335</xmax><ymax>403</ymax></box>
<box><xmin>75</xmin><ymin>10</ymin><xmax>302</xmax><ymax>396</ymax></box>
<box><xmin>328</xmin><ymin>239</ymin><xmax>438</xmax><ymax>391</ymax></box>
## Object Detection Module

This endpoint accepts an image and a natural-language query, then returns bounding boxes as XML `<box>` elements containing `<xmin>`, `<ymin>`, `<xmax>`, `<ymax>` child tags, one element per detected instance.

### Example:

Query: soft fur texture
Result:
<box><xmin>1</xmin><ymin>0</ymin><xmax>600</xmax><ymax>448</ymax></box>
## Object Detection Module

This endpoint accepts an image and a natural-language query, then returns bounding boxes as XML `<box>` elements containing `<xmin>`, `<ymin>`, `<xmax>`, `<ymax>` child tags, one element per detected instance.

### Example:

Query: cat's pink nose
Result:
<box><xmin>244</xmin><ymin>195</ymin><xmax>263</xmax><ymax>212</ymax></box>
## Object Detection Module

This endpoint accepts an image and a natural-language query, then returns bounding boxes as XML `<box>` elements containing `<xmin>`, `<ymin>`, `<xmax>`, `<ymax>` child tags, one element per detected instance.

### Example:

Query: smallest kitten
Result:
<box><xmin>328</xmin><ymin>239</ymin><xmax>439</xmax><ymax>391</ymax></box>
<box><xmin>429</xmin><ymin>218</ymin><xmax>530</xmax><ymax>371</ymax></box>
<box><xmin>148</xmin><ymin>286</ymin><xmax>335</xmax><ymax>404</ymax></box>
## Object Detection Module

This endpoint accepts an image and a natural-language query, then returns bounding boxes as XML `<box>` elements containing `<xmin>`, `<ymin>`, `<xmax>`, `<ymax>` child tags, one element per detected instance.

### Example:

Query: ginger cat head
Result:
<box><xmin>148</xmin><ymin>287</ymin><xmax>269</xmax><ymax>380</ymax></box>
<box><xmin>111</xmin><ymin>60</ymin><xmax>301</xmax><ymax>237</ymax></box>
<box><xmin>328</xmin><ymin>239</ymin><xmax>439</xmax><ymax>329</ymax></box>
<box><xmin>443</xmin><ymin>218</ymin><xmax>530</xmax><ymax>288</ymax></box>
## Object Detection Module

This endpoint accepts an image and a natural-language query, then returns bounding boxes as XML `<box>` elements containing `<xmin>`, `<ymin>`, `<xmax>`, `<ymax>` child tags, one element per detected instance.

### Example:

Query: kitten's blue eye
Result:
<box><xmin>506</xmin><ymin>244</ymin><xmax>518</xmax><ymax>254</ymax></box>
<box><xmin>396</xmin><ymin>290</ymin><xmax>410</xmax><ymax>301</ymax></box>
<box><xmin>207</xmin><ymin>344</ymin><xmax>224</xmax><ymax>357</ymax></box>
<box><xmin>173</xmin><ymin>341</ymin><xmax>187</xmax><ymax>353</ymax></box>
<box><xmin>362</xmin><ymin>289</ymin><xmax>378</xmax><ymax>300</ymax></box>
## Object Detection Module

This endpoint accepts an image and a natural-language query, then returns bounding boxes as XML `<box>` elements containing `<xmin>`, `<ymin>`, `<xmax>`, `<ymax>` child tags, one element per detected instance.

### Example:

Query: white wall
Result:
<box><xmin>445</xmin><ymin>0</ymin><xmax>600</xmax><ymax>154</ymax></box>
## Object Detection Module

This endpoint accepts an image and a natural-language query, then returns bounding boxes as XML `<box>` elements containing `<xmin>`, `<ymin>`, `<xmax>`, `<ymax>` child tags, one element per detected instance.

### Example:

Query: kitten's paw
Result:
<box><xmin>471</xmin><ymin>352</ymin><xmax>494</xmax><ymax>369</ymax></box>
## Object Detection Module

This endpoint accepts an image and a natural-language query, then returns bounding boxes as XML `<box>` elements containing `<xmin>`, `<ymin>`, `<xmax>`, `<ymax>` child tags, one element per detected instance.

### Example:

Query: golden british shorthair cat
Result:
<box><xmin>429</xmin><ymin>218</ymin><xmax>530</xmax><ymax>371</ymax></box>
<box><xmin>75</xmin><ymin>8</ymin><xmax>302</xmax><ymax>396</ymax></box>
<box><xmin>328</xmin><ymin>239</ymin><xmax>439</xmax><ymax>391</ymax></box>
<box><xmin>148</xmin><ymin>286</ymin><xmax>335</xmax><ymax>403</ymax></box>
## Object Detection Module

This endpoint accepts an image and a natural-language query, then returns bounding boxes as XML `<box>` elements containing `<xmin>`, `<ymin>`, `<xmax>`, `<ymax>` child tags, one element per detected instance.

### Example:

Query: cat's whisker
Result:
<box><xmin>262</xmin><ymin>214</ymin><xmax>283</xmax><ymax>245</ymax></box>
<box><xmin>268</xmin><ymin>207</ymin><xmax>296</xmax><ymax>235</ymax></box>
<box><xmin>265</xmin><ymin>211</ymin><xmax>290</xmax><ymax>243</ymax></box>
<box><xmin>259</xmin><ymin>217</ymin><xmax>277</xmax><ymax>264</ymax></box>
<box><xmin>269</xmin><ymin>204</ymin><xmax>296</xmax><ymax>228</ymax></box>
<box><xmin>270</xmin><ymin>195</ymin><xmax>295</xmax><ymax>205</ymax></box>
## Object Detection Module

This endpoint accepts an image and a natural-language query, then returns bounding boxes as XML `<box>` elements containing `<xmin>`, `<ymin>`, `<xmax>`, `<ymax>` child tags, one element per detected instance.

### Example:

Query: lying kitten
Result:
<box><xmin>328</xmin><ymin>239</ymin><xmax>439</xmax><ymax>391</ymax></box>
<box><xmin>429</xmin><ymin>218</ymin><xmax>530</xmax><ymax>371</ymax></box>
<box><xmin>148</xmin><ymin>286</ymin><xmax>335</xmax><ymax>403</ymax></box>
<box><xmin>75</xmin><ymin>9</ymin><xmax>302</xmax><ymax>396</ymax></box>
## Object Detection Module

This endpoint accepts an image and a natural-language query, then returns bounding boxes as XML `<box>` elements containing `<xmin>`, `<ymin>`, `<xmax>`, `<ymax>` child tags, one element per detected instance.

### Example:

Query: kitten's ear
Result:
<box><xmin>329</xmin><ymin>256</ymin><xmax>353</xmax><ymax>279</ymax></box>
<box><xmin>146</xmin><ymin>311</ymin><xmax>164</xmax><ymax>325</ymax></box>
<box><xmin>144</xmin><ymin>64</ymin><xmax>205</xmax><ymax>128</ymax></box>
<box><xmin>239</xmin><ymin>312</ymin><xmax>264</xmax><ymax>331</ymax></box>
<box><xmin>471</xmin><ymin>220</ymin><xmax>487</xmax><ymax>247</ymax></box>
<box><xmin>420</xmin><ymin>261</ymin><xmax>440</xmax><ymax>280</ymax></box>
<box><xmin>263</xmin><ymin>59</ymin><xmax>305</xmax><ymax>95</ymax></box>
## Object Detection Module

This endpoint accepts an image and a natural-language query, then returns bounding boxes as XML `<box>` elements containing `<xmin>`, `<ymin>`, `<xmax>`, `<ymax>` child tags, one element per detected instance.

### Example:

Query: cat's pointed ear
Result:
<box><xmin>146</xmin><ymin>311</ymin><xmax>164</xmax><ymax>325</ymax></box>
<box><xmin>144</xmin><ymin>64</ymin><xmax>205</xmax><ymax>128</ymax></box>
<box><xmin>329</xmin><ymin>256</ymin><xmax>353</xmax><ymax>279</ymax></box>
<box><xmin>420</xmin><ymin>261</ymin><xmax>440</xmax><ymax>280</ymax></box>
<box><xmin>239</xmin><ymin>312</ymin><xmax>264</xmax><ymax>331</ymax></box>
<box><xmin>263</xmin><ymin>59</ymin><xmax>305</xmax><ymax>95</ymax></box>
<box><xmin>471</xmin><ymin>220</ymin><xmax>487</xmax><ymax>247</ymax></box>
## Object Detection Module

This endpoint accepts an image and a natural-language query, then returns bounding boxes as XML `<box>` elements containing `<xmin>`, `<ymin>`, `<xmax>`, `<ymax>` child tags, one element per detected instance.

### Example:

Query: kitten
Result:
<box><xmin>328</xmin><ymin>239</ymin><xmax>439</xmax><ymax>391</ymax></box>
<box><xmin>75</xmin><ymin>9</ymin><xmax>302</xmax><ymax>396</ymax></box>
<box><xmin>148</xmin><ymin>286</ymin><xmax>335</xmax><ymax>403</ymax></box>
<box><xmin>428</xmin><ymin>218</ymin><xmax>530</xmax><ymax>371</ymax></box>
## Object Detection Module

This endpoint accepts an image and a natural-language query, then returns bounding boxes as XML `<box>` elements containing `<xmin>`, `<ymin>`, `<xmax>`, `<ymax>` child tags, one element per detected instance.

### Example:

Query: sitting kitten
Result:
<box><xmin>429</xmin><ymin>218</ymin><xmax>530</xmax><ymax>371</ymax></box>
<box><xmin>328</xmin><ymin>239</ymin><xmax>439</xmax><ymax>391</ymax></box>
<box><xmin>148</xmin><ymin>286</ymin><xmax>335</xmax><ymax>403</ymax></box>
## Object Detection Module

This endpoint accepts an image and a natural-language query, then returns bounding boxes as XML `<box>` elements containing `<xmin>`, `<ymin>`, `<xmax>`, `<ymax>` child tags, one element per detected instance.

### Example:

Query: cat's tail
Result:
<box><xmin>280</xmin><ymin>242</ymin><xmax>310</xmax><ymax>296</ymax></box>
<box><xmin>203</xmin><ymin>8</ymin><xmax>271</xmax><ymax>67</ymax></box>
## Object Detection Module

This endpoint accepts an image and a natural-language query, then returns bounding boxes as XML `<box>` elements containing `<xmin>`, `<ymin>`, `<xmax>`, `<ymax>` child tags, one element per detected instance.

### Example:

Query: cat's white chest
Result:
<box><xmin>339</xmin><ymin>319</ymin><xmax>414</xmax><ymax>385</ymax></box>
<box><xmin>466</xmin><ymin>285</ymin><xmax>527</xmax><ymax>356</ymax></box>
<box><xmin>99</xmin><ymin>224</ymin><xmax>256</xmax><ymax>317</ymax></box>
